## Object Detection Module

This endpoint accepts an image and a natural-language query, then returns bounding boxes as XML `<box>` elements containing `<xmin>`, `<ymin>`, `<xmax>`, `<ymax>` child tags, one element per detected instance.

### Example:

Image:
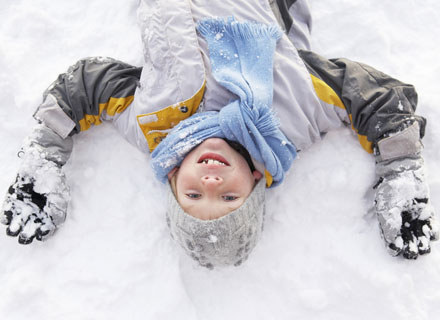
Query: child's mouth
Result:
<box><xmin>198</xmin><ymin>153</ymin><xmax>230</xmax><ymax>166</ymax></box>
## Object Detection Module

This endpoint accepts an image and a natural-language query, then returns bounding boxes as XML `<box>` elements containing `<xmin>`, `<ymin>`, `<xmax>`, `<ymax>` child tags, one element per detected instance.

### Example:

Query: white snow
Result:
<box><xmin>138</xmin><ymin>114</ymin><xmax>158</xmax><ymax>125</ymax></box>
<box><xmin>1</xmin><ymin>0</ymin><xmax>440</xmax><ymax>319</ymax></box>
<box><xmin>208</xmin><ymin>235</ymin><xmax>218</xmax><ymax>243</ymax></box>
<box><xmin>398</xmin><ymin>101</ymin><xmax>404</xmax><ymax>111</ymax></box>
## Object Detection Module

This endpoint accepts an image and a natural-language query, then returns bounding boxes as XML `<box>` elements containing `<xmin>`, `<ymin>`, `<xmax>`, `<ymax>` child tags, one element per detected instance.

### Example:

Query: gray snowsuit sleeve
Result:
<box><xmin>34</xmin><ymin>57</ymin><xmax>142</xmax><ymax>138</ymax></box>
<box><xmin>298</xmin><ymin>49</ymin><xmax>426</xmax><ymax>155</ymax></box>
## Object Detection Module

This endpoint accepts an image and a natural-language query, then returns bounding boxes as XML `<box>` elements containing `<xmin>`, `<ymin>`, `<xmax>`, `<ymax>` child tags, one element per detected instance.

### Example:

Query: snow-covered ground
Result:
<box><xmin>1</xmin><ymin>0</ymin><xmax>440</xmax><ymax>319</ymax></box>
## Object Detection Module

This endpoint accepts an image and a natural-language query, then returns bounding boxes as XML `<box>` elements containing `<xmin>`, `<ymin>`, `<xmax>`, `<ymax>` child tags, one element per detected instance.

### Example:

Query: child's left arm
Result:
<box><xmin>298</xmin><ymin>50</ymin><xmax>439</xmax><ymax>258</ymax></box>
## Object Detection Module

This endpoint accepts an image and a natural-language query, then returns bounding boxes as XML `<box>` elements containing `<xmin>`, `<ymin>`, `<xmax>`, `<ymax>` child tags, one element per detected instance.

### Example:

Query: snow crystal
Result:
<box><xmin>138</xmin><ymin>114</ymin><xmax>158</xmax><ymax>124</ymax></box>
<box><xmin>419</xmin><ymin>236</ymin><xmax>429</xmax><ymax>250</ymax></box>
<box><xmin>408</xmin><ymin>239</ymin><xmax>418</xmax><ymax>252</ymax></box>
<box><xmin>88</xmin><ymin>56</ymin><xmax>114</xmax><ymax>64</ymax></box>
<box><xmin>179</xmin><ymin>131</ymin><xmax>190</xmax><ymax>139</ymax></box>
<box><xmin>386</xmin><ymin>208</ymin><xmax>403</xmax><ymax>229</ymax></box>
<box><xmin>422</xmin><ymin>224</ymin><xmax>431</xmax><ymax>237</ymax></box>
<box><xmin>394</xmin><ymin>236</ymin><xmax>404</xmax><ymax>249</ymax></box>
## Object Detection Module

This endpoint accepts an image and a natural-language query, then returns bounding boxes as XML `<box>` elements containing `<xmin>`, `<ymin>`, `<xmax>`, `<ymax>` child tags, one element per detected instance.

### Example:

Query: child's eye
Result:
<box><xmin>186</xmin><ymin>193</ymin><xmax>201</xmax><ymax>199</ymax></box>
<box><xmin>223</xmin><ymin>195</ymin><xmax>238</xmax><ymax>201</ymax></box>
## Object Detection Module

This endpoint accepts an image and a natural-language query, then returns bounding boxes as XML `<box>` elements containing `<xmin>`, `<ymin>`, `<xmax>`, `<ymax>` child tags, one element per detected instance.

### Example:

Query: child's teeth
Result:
<box><xmin>203</xmin><ymin>159</ymin><xmax>225</xmax><ymax>165</ymax></box>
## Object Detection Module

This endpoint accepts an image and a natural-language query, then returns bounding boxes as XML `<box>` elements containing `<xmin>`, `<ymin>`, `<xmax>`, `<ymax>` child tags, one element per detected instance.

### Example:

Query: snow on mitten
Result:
<box><xmin>374</xmin><ymin>154</ymin><xmax>439</xmax><ymax>259</ymax></box>
<box><xmin>1</xmin><ymin>124</ymin><xmax>73</xmax><ymax>244</ymax></box>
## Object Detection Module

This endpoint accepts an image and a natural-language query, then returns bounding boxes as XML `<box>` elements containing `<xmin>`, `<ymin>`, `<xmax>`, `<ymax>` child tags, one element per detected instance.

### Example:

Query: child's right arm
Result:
<box><xmin>34</xmin><ymin>57</ymin><xmax>142</xmax><ymax>138</ymax></box>
<box><xmin>1</xmin><ymin>57</ymin><xmax>142</xmax><ymax>244</ymax></box>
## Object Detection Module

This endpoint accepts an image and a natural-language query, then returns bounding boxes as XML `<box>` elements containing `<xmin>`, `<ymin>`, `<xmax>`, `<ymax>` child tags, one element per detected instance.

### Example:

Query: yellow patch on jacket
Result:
<box><xmin>136</xmin><ymin>81</ymin><xmax>206</xmax><ymax>153</ymax></box>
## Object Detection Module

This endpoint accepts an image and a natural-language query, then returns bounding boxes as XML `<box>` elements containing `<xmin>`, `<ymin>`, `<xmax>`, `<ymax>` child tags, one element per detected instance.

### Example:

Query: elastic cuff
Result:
<box><xmin>376</xmin><ymin>122</ymin><xmax>423</xmax><ymax>162</ymax></box>
<box><xmin>33</xmin><ymin>94</ymin><xmax>76</xmax><ymax>139</ymax></box>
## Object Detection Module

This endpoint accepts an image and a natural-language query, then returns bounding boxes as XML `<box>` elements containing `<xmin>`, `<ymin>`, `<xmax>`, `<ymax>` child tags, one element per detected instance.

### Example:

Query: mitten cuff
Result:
<box><xmin>23</xmin><ymin>124</ymin><xmax>73</xmax><ymax>166</ymax></box>
<box><xmin>376</xmin><ymin>122</ymin><xmax>423</xmax><ymax>162</ymax></box>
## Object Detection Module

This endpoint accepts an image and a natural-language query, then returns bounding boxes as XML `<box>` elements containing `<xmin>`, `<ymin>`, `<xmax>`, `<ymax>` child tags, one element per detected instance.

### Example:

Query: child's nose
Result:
<box><xmin>201</xmin><ymin>175</ymin><xmax>223</xmax><ymax>187</ymax></box>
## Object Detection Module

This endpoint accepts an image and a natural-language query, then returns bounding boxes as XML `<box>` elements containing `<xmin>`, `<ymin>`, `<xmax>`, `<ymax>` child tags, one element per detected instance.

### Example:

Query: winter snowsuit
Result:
<box><xmin>33</xmin><ymin>0</ymin><xmax>426</xmax><ymax>181</ymax></box>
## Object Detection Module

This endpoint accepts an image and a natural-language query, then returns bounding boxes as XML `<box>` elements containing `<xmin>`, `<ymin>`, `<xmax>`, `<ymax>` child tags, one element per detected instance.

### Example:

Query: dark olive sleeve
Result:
<box><xmin>34</xmin><ymin>57</ymin><xmax>142</xmax><ymax>137</ymax></box>
<box><xmin>298</xmin><ymin>50</ymin><xmax>426</xmax><ymax>150</ymax></box>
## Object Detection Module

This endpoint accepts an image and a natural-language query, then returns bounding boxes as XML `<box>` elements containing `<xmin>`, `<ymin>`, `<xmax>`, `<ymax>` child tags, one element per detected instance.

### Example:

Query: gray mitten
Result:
<box><xmin>1</xmin><ymin>124</ymin><xmax>73</xmax><ymax>244</ymax></box>
<box><xmin>374</xmin><ymin>123</ymin><xmax>439</xmax><ymax>258</ymax></box>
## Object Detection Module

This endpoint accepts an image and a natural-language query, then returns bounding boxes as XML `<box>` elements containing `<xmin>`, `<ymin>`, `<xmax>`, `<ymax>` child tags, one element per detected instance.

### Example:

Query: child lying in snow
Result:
<box><xmin>1</xmin><ymin>0</ymin><xmax>439</xmax><ymax>268</ymax></box>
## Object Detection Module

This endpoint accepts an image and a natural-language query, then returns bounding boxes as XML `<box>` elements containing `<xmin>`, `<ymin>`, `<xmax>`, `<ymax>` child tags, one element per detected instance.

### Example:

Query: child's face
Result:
<box><xmin>169</xmin><ymin>138</ymin><xmax>262</xmax><ymax>220</ymax></box>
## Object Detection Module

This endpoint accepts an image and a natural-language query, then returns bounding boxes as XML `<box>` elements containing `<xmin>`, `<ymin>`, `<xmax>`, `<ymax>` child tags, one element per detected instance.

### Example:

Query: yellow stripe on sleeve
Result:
<box><xmin>348</xmin><ymin>114</ymin><xmax>373</xmax><ymax>153</ymax></box>
<box><xmin>310</xmin><ymin>74</ymin><xmax>345</xmax><ymax>110</ymax></box>
<box><xmin>79</xmin><ymin>95</ymin><xmax>135</xmax><ymax>131</ymax></box>
<box><xmin>310</xmin><ymin>74</ymin><xmax>373</xmax><ymax>153</ymax></box>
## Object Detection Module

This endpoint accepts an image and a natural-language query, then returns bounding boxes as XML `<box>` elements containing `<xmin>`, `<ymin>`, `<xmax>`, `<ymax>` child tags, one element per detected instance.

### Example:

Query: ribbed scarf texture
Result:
<box><xmin>151</xmin><ymin>17</ymin><xmax>296</xmax><ymax>187</ymax></box>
